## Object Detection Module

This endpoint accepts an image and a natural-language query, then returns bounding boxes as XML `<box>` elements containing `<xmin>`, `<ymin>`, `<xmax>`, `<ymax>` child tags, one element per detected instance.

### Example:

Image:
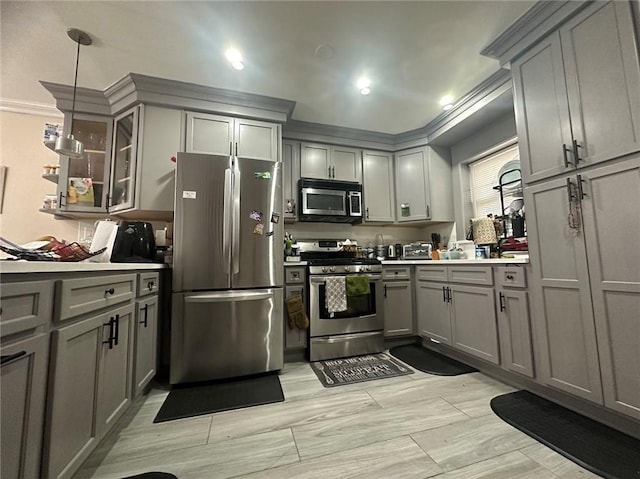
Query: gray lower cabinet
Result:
<box><xmin>496</xmin><ymin>289</ymin><xmax>534</xmax><ymax>378</ymax></box>
<box><xmin>1</xmin><ymin>333</ymin><xmax>49</xmax><ymax>479</ymax></box>
<box><xmin>449</xmin><ymin>284</ymin><xmax>499</xmax><ymax>364</ymax></box>
<box><xmin>44</xmin><ymin>302</ymin><xmax>134</xmax><ymax>479</ymax></box>
<box><xmin>133</xmin><ymin>295</ymin><xmax>158</xmax><ymax>397</ymax></box>
<box><xmin>284</xmin><ymin>285</ymin><xmax>307</xmax><ymax>350</ymax></box>
<box><xmin>415</xmin><ymin>280</ymin><xmax>451</xmax><ymax>345</ymax></box>
<box><xmin>383</xmin><ymin>281</ymin><xmax>413</xmax><ymax>337</ymax></box>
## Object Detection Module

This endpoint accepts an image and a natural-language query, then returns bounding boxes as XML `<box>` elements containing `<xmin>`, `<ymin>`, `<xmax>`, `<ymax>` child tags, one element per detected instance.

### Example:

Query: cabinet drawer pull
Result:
<box><xmin>113</xmin><ymin>314</ymin><xmax>120</xmax><ymax>346</ymax></box>
<box><xmin>506</xmin><ymin>274</ymin><xmax>514</xmax><ymax>280</ymax></box>
<box><xmin>103</xmin><ymin>318</ymin><xmax>115</xmax><ymax>349</ymax></box>
<box><xmin>105</xmin><ymin>287</ymin><xmax>115</xmax><ymax>296</ymax></box>
<box><xmin>1</xmin><ymin>351</ymin><xmax>27</xmax><ymax>366</ymax></box>
<box><xmin>147</xmin><ymin>281</ymin><xmax>155</xmax><ymax>291</ymax></box>
<box><xmin>499</xmin><ymin>292</ymin><xmax>506</xmax><ymax>312</ymax></box>
<box><xmin>140</xmin><ymin>304</ymin><xmax>149</xmax><ymax>327</ymax></box>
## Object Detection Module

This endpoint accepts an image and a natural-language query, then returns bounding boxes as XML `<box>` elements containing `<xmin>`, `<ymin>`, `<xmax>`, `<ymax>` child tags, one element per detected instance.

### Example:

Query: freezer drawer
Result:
<box><xmin>170</xmin><ymin>288</ymin><xmax>283</xmax><ymax>384</ymax></box>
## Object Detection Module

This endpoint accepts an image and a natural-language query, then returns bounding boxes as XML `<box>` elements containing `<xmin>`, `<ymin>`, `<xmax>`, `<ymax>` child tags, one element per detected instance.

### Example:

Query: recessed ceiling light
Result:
<box><xmin>440</xmin><ymin>95</ymin><xmax>454</xmax><ymax>110</ymax></box>
<box><xmin>442</xmin><ymin>103</ymin><xmax>454</xmax><ymax>111</ymax></box>
<box><xmin>314</xmin><ymin>44</ymin><xmax>334</xmax><ymax>60</ymax></box>
<box><xmin>225</xmin><ymin>48</ymin><xmax>244</xmax><ymax>70</ymax></box>
<box><xmin>360</xmin><ymin>87</ymin><xmax>371</xmax><ymax>95</ymax></box>
<box><xmin>356</xmin><ymin>77</ymin><xmax>371</xmax><ymax>90</ymax></box>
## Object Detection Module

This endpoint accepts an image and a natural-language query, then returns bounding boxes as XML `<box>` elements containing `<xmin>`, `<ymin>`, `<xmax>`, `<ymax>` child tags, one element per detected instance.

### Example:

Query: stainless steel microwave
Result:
<box><xmin>298</xmin><ymin>178</ymin><xmax>362</xmax><ymax>224</ymax></box>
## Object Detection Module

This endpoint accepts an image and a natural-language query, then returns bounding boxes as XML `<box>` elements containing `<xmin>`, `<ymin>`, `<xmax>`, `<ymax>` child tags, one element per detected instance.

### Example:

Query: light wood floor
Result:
<box><xmin>74</xmin><ymin>360</ymin><xmax>600</xmax><ymax>479</ymax></box>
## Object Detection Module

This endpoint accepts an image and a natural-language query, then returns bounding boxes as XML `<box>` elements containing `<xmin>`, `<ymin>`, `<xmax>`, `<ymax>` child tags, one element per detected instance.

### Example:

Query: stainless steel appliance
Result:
<box><xmin>300</xmin><ymin>241</ymin><xmax>384</xmax><ymax>361</ymax></box>
<box><xmin>402</xmin><ymin>243</ymin><xmax>433</xmax><ymax>260</ymax></box>
<box><xmin>298</xmin><ymin>178</ymin><xmax>362</xmax><ymax>223</ymax></box>
<box><xmin>171</xmin><ymin>152</ymin><xmax>284</xmax><ymax>384</ymax></box>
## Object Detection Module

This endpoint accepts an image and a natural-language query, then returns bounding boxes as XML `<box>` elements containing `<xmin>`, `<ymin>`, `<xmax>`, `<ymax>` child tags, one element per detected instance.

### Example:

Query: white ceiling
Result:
<box><xmin>1</xmin><ymin>1</ymin><xmax>534</xmax><ymax>134</ymax></box>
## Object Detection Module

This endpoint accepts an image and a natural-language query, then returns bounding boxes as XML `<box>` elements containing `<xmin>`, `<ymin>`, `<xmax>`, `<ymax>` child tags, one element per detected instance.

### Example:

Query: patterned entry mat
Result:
<box><xmin>311</xmin><ymin>353</ymin><xmax>414</xmax><ymax>388</ymax></box>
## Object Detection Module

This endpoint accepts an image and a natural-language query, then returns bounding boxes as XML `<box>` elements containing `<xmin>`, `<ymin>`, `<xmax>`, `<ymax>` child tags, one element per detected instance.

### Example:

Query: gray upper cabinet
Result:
<box><xmin>109</xmin><ymin>107</ymin><xmax>139</xmax><ymax>212</ymax></box>
<box><xmin>186</xmin><ymin>112</ymin><xmax>278</xmax><ymax>161</ymax></box>
<box><xmin>580</xmin><ymin>157</ymin><xmax>640</xmax><ymax>419</ymax></box>
<box><xmin>524</xmin><ymin>175</ymin><xmax>603</xmax><ymax>404</ymax></box>
<box><xmin>300</xmin><ymin>143</ymin><xmax>362</xmax><ymax>182</ymax></box>
<box><xmin>282</xmin><ymin>140</ymin><xmax>301</xmax><ymax>220</ymax></box>
<box><xmin>513</xmin><ymin>1</ymin><xmax>640</xmax><ymax>184</ymax></box>
<box><xmin>395</xmin><ymin>146</ymin><xmax>453</xmax><ymax>222</ymax></box>
<box><xmin>133</xmin><ymin>105</ymin><xmax>183</xmax><ymax>213</ymax></box>
<box><xmin>363</xmin><ymin>150</ymin><xmax>395</xmax><ymax>222</ymax></box>
<box><xmin>55</xmin><ymin>113</ymin><xmax>114</xmax><ymax>213</ymax></box>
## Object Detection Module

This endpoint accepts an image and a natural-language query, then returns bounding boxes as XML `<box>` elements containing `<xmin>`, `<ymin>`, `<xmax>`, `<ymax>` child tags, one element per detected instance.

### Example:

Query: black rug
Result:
<box><xmin>311</xmin><ymin>353</ymin><xmax>414</xmax><ymax>387</ymax></box>
<box><xmin>122</xmin><ymin>474</ymin><xmax>177</xmax><ymax>479</ymax></box>
<box><xmin>153</xmin><ymin>373</ymin><xmax>284</xmax><ymax>423</ymax></box>
<box><xmin>491</xmin><ymin>390</ymin><xmax>640</xmax><ymax>479</ymax></box>
<box><xmin>389</xmin><ymin>344</ymin><xmax>477</xmax><ymax>376</ymax></box>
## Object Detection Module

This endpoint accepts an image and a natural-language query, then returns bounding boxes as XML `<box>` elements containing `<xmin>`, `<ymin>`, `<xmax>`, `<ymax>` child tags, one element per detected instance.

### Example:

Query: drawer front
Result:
<box><xmin>448</xmin><ymin>266</ymin><xmax>493</xmax><ymax>285</ymax></box>
<box><xmin>137</xmin><ymin>272</ymin><xmax>160</xmax><ymax>297</ymax></box>
<box><xmin>0</xmin><ymin>281</ymin><xmax>53</xmax><ymax>337</ymax></box>
<box><xmin>416</xmin><ymin>266</ymin><xmax>448</xmax><ymax>282</ymax></box>
<box><xmin>382</xmin><ymin>267</ymin><xmax>411</xmax><ymax>280</ymax></box>
<box><xmin>57</xmin><ymin>274</ymin><xmax>136</xmax><ymax>321</ymax></box>
<box><xmin>285</xmin><ymin>267</ymin><xmax>305</xmax><ymax>284</ymax></box>
<box><xmin>496</xmin><ymin>266</ymin><xmax>527</xmax><ymax>288</ymax></box>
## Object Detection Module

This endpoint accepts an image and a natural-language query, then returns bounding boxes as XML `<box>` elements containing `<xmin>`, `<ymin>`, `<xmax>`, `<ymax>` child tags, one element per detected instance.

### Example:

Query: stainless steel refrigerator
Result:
<box><xmin>171</xmin><ymin>152</ymin><xmax>284</xmax><ymax>384</ymax></box>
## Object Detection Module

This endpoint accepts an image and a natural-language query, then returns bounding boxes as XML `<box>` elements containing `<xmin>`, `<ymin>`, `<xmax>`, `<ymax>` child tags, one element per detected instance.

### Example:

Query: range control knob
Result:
<box><xmin>322</xmin><ymin>267</ymin><xmax>328</xmax><ymax>273</ymax></box>
<box><xmin>329</xmin><ymin>266</ymin><xmax>336</xmax><ymax>273</ymax></box>
<box><xmin>365</xmin><ymin>266</ymin><xmax>372</xmax><ymax>272</ymax></box>
<box><xmin>344</xmin><ymin>265</ymin><xmax>352</xmax><ymax>273</ymax></box>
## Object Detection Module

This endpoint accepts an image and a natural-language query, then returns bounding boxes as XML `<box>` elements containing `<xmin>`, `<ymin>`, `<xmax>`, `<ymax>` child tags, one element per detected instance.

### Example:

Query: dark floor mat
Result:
<box><xmin>154</xmin><ymin>373</ymin><xmax>284</xmax><ymax>423</ymax></box>
<box><xmin>122</xmin><ymin>474</ymin><xmax>177</xmax><ymax>479</ymax></box>
<box><xmin>389</xmin><ymin>344</ymin><xmax>477</xmax><ymax>375</ymax></box>
<box><xmin>491</xmin><ymin>390</ymin><xmax>640</xmax><ymax>479</ymax></box>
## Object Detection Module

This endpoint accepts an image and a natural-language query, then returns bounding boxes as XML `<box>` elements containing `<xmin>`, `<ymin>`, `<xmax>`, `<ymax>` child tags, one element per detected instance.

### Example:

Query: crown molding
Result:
<box><xmin>39</xmin><ymin>81</ymin><xmax>111</xmax><ymax>116</ymax></box>
<box><xmin>0</xmin><ymin>98</ymin><xmax>63</xmax><ymax>118</ymax></box>
<box><xmin>480</xmin><ymin>0</ymin><xmax>594</xmax><ymax>65</ymax></box>
<box><xmin>283</xmin><ymin>119</ymin><xmax>396</xmax><ymax>151</ymax></box>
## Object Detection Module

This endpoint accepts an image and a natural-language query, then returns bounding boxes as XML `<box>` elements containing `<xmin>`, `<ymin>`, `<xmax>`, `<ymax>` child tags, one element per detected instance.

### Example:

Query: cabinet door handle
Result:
<box><xmin>235</xmin><ymin>142</ymin><xmax>238</xmax><ymax>157</ymax></box>
<box><xmin>332</xmin><ymin>166</ymin><xmax>336</xmax><ymax>178</ymax></box>
<box><xmin>499</xmin><ymin>292</ymin><xmax>506</xmax><ymax>312</ymax></box>
<box><xmin>442</xmin><ymin>286</ymin><xmax>447</xmax><ymax>302</ymax></box>
<box><xmin>566</xmin><ymin>178</ymin><xmax>574</xmax><ymax>203</ymax></box>
<box><xmin>59</xmin><ymin>192</ymin><xmax>65</xmax><ymax>207</ymax></box>
<box><xmin>366</xmin><ymin>207</ymin><xmax>369</xmax><ymax>220</ymax></box>
<box><xmin>105</xmin><ymin>287</ymin><xmax>115</xmax><ymax>296</ymax></box>
<box><xmin>562</xmin><ymin>144</ymin><xmax>572</xmax><ymax>168</ymax></box>
<box><xmin>140</xmin><ymin>304</ymin><xmax>148</xmax><ymax>327</ymax></box>
<box><xmin>229</xmin><ymin>142</ymin><xmax>233</xmax><ymax>156</ymax></box>
<box><xmin>572</xmin><ymin>139</ymin><xmax>582</xmax><ymax>164</ymax></box>
<box><xmin>113</xmin><ymin>314</ymin><xmax>120</xmax><ymax>346</ymax></box>
<box><xmin>328</xmin><ymin>166</ymin><xmax>331</xmax><ymax>178</ymax></box>
<box><xmin>577</xmin><ymin>174</ymin><xmax>586</xmax><ymax>200</ymax></box>
<box><xmin>447</xmin><ymin>287</ymin><xmax>452</xmax><ymax>303</ymax></box>
<box><xmin>384</xmin><ymin>284</ymin><xmax>388</xmax><ymax>298</ymax></box>
<box><xmin>103</xmin><ymin>318</ymin><xmax>114</xmax><ymax>349</ymax></box>
<box><xmin>1</xmin><ymin>351</ymin><xmax>27</xmax><ymax>366</ymax></box>
<box><xmin>426</xmin><ymin>204</ymin><xmax>430</xmax><ymax>218</ymax></box>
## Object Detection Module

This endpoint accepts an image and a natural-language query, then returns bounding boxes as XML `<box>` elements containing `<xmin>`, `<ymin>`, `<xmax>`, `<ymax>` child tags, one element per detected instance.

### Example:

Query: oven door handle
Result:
<box><xmin>310</xmin><ymin>274</ymin><xmax>382</xmax><ymax>284</ymax></box>
<box><xmin>312</xmin><ymin>331</ymin><xmax>382</xmax><ymax>343</ymax></box>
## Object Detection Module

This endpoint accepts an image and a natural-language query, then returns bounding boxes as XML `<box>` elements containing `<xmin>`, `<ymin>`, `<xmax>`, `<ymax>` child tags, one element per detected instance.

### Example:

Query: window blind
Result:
<box><xmin>469</xmin><ymin>144</ymin><xmax>520</xmax><ymax>218</ymax></box>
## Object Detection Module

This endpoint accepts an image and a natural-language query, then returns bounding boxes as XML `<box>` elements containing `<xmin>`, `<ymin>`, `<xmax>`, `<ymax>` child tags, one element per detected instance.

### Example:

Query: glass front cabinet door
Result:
<box><xmin>57</xmin><ymin>114</ymin><xmax>113</xmax><ymax>213</ymax></box>
<box><xmin>109</xmin><ymin>106</ymin><xmax>139</xmax><ymax>212</ymax></box>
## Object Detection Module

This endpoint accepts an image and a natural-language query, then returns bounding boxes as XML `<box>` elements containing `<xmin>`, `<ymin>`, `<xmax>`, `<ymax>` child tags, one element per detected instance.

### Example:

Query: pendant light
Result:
<box><xmin>55</xmin><ymin>28</ymin><xmax>92</xmax><ymax>159</ymax></box>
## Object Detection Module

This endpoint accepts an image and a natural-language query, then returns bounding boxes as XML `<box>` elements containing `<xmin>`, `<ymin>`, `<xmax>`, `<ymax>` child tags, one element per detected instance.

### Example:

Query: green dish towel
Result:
<box><xmin>346</xmin><ymin>275</ymin><xmax>370</xmax><ymax>296</ymax></box>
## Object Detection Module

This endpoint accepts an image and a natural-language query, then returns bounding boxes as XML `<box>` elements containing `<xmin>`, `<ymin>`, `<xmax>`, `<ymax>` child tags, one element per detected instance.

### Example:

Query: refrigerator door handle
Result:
<box><xmin>184</xmin><ymin>290</ymin><xmax>273</xmax><ymax>303</ymax></box>
<box><xmin>223</xmin><ymin>168</ymin><xmax>233</xmax><ymax>274</ymax></box>
<box><xmin>232</xmin><ymin>163</ymin><xmax>241</xmax><ymax>274</ymax></box>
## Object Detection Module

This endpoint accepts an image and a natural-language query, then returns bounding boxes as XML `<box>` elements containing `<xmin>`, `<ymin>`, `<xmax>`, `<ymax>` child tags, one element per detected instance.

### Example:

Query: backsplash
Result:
<box><xmin>286</xmin><ymin>221</ymin><xmax>456</xmax><ymax>247</ymax></box>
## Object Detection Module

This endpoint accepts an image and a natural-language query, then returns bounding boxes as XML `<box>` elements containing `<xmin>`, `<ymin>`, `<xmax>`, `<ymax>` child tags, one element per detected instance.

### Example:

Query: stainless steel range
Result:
<box><xmin>299</xmin><ymin>241</ymin><xmax>384</xmax><ymax>361</ymax></box>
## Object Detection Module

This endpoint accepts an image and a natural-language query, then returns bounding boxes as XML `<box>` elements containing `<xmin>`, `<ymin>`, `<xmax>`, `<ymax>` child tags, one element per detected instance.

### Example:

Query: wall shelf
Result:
<box><xmin>42</xmin><ymin>174</ymin><xmax>59</xmax><ymax>184</ymax></box>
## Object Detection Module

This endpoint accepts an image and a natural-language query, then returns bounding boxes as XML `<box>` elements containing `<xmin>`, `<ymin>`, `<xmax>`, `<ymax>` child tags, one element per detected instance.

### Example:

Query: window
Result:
<box><xmin>469</xmin><ymin>144</ymin><xmax>520</xmax><ymax>218</ymax></box>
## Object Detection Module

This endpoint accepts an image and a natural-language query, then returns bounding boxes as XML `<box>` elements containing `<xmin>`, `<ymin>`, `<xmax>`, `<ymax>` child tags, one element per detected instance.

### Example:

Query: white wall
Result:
<box><xmin>449</xmin><ymin>112</ymin><xmax>517</xmax><ymax>240</ymax></box>
<box><xmin>0</xmin><ymin>110</ymin><xmax>83</xmax><ymax>245</ymax></box>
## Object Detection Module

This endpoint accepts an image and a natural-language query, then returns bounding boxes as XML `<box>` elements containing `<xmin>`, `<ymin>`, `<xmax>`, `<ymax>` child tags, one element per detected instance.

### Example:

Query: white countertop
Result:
<box><xmin>284</xmin><ymin>261</ymin><xmax>307</xmax><ymax>266</ymax></box>
<box><xmin>1</xmin><ymin>261</ymin><xmax>168</xmax><ymax>274</ymax></box>
<box><xmin>382</xmin><ymin>258</ymin><xmax>529</xmax><ymax>265</ymax></box>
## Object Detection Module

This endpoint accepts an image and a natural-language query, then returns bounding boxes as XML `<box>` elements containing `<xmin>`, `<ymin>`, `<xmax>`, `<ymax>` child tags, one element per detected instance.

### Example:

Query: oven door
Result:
<box><xmin>301</xmin><ymin>188</ymin><xmax>347</xmax><ymax>216</ymax></box>
<box><xmin>309</xmin><ymin>273</ymin><xmax>384</xmax><ymax>337</ymax></box>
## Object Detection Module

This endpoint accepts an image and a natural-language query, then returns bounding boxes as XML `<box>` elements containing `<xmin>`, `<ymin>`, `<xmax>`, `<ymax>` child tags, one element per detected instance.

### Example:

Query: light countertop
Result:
<box><xmin>382</xmin><ymin>258</ymin><xmax>529</xmax><ymax>265</ymax></box>
<box><xmin>284</xmin><ymin>261</ymin><xmax>307</xmax><ymax>266</ymax></box>
<box><xmin>1</xmin><ymin>261</ymin><xmax>168</xmax><ymax>274</ymax></box>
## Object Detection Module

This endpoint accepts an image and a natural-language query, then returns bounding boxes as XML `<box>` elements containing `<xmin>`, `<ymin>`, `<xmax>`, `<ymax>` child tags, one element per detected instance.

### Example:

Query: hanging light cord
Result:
<box><xmin>70</xmin><ymin>38</ymin><xmax>81</xmax><ymax>134</ymax></box>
